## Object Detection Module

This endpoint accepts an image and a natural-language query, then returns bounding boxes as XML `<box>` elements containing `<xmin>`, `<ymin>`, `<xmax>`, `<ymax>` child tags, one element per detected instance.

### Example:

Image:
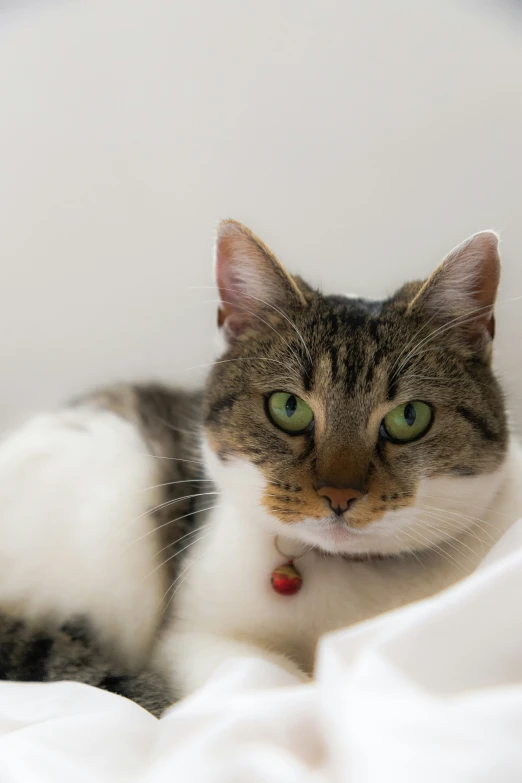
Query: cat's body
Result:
<box><xmin>0</xmin><ymin>390</ymin><xmax>203</xmax><ymax>712</ymax></box>
<box><xmin>0</xmin><ymin>221</ymin><xmax>520</xmax><ymax>710</ymax></box>
<box><xmin>161</xmin><ymin>441</ymin><xmax>522</xmax><ymax>693</ymax></box>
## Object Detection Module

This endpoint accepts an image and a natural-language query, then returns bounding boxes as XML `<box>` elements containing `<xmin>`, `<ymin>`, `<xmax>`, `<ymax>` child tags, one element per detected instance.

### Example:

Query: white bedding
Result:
<box><xmin>2</xmin><ymin>520</ymin><xmax>522</xmax><ymax>782</ymax></box>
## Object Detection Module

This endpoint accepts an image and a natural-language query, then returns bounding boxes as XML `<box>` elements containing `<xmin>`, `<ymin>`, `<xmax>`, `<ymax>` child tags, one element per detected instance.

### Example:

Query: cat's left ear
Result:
<box><xmin>214</xmin><ymin>219</ymin><xmax>307</xmax><ymax>341</ymax></box>
<box><xmin>408</xmin><ymin>231</ymin><xmax>501</xmax><ymax>355</ymax></box>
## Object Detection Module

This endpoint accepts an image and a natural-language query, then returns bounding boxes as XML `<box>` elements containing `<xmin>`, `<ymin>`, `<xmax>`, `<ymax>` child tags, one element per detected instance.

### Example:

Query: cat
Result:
<box><xmin>0</xmin><ymin>220</ymin><xmax>520</xmax><ymax>711</ymax></box>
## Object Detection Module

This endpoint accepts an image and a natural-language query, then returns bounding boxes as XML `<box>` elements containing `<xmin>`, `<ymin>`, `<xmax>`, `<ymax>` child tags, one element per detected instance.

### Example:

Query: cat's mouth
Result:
<box><xmin>286</xmin><ymin>510</ymin><xmax>417</xmax><ymax>557</ymax></box>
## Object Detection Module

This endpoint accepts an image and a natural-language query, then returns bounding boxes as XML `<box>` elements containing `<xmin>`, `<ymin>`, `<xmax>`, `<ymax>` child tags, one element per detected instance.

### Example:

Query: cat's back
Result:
<box><xmin>0</xmin><ymin>384</ymin><xmax>203</xmax><ymax>667</ymax></box>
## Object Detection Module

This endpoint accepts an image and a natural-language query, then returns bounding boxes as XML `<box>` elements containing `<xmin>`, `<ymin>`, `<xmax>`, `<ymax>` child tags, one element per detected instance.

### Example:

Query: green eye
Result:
<box><xmin>381</xmin><ymin>401</ymin><xmax>433</xmax><ymax>443</ymax></box>
<box><xmin>267</xmin><ymin>392</ymin><xmax>314</xmax><ymax>434</ymax></box>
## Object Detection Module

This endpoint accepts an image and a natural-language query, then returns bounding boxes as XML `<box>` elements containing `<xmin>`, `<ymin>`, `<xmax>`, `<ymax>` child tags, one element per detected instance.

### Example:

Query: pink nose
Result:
<box><xmin>317</xmin><ymin>485</ymin><xmax>364</xmax><ymax>516</ymax></box>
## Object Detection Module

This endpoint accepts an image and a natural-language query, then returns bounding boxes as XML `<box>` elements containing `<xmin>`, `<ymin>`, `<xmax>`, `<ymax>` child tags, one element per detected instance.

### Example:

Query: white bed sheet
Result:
<box><xmin>1</xmin><ymin>520</ymin><xmax>522</xmax><ymax>782</ymax></box>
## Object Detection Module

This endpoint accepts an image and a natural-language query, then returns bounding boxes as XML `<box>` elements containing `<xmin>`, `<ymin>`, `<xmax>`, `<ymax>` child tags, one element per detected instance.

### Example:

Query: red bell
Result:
<box><xmin>271</xmin><ymin>561</ymin><xmax>303</xmax><ymax>596</ymax></box>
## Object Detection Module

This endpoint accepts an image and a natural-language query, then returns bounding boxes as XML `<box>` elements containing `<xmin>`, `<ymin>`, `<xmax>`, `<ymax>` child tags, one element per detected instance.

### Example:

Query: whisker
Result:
<box><xmin>204</xmin><ymin>298</ymin><xmax>306</xmax><ymax>376</ymax></box>
<box><xmin>160</xmin><ymin>552</ymin><xmax>206</xmax><ymax>614</ymax></box>
<box><xmin>127</xmin><ymin>491</ymin><xmax>221</xmax><ymax>533</ymax></box>
<box><xmin>389</xmin><ymin>311</ymin><xmax>440</xmax><ymax>378</ymax></box>
<box><xmin>124</xmin><ymin>503</ymin><xmax>219</xmax><ymax>551</ymax></box>
<box><xmin>393</xmin><ymin>295</ymin><xmax>522</xmax><ymax>380</ymax></box>
<box><xmin>191</xmin><ymin>285</ymin><xmax>313</xmax><ymax>367</ymax></box>
<box><xmin>127</xmin><ymin>492</ymin><xmax>219</xmax><ymax>544</ymax></box>
<box><xmin>145</xmin><ymin>531</ymin><xmax>210</xmax><ymax>580</ymax></box>
<box><xmin>385</xmin><ymin>529</ymin><xmax>425</xmax><ymax>566</ymax></box>
<box><xmin>419</xmin><ymin>493</ymin><xmax>511</xmax><ymax>521</ymax></box>
<box><xmin>401</xmin><ymin>525</ymin><xmax>470</xmax><ymax>572</ymax></box>
<box><xmin>418</xmin><ymin>503</ymin><xmax>499</xmax><ymax>541</ymax></box>
<box><xmin>404</xmin><ymin>530</ymin><xmax>468</xmax><ymax>573</ymax></box>
<box><xmin>411</xmin><ymin>514</ymin><xmax>482</xmax><ymax>557</ymax></box>
<box><xmin>180</xmin><ymin>356</ymin><xmax>291</xmax><ymax>374</ymax></box>
<box><xmin>418</xmin><ymin>518</ymin><xmax>491</xmax><ymax>557</ymax></box>
<box><xmin>142</xmin><ymin>454</ymin><xmax>205</xmax><ymax>466</ymax></box>
<box><xmin>152</xmin><ymin>504</ymin><xmax>221</xmax><ymax>547</ymax></box>
<box><xmin>139</xmin><ymin>478</ymin><xmax>214</xmax><ymax>493</ymax></box>
<box><xmin>152</xmin><ymin>415</ymin><xmax>201</xmax><ymax>438</ymax></box>
<box><xmin>151</xmin><ymin>508</ymin><xmax>218</xmax><ymax>558</ymax></box>
<box><xmin>391</xmin><ymin>306</ymin><xmax>490</xmax><ymax>380</ymax></box>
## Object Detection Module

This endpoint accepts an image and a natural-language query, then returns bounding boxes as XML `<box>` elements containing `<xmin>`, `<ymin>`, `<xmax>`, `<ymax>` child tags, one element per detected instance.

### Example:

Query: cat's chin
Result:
<box><xmin>286</xmin><ymin>517</ymin><xmax>416</xmax><ymax>558</ymax></box>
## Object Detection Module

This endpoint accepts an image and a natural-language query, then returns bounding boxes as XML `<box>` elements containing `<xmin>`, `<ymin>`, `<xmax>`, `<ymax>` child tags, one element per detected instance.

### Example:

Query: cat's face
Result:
<box><xmin>203</xmin><ymin>221</ymin><xmax>508</xmax><ymax>556</ymax></box>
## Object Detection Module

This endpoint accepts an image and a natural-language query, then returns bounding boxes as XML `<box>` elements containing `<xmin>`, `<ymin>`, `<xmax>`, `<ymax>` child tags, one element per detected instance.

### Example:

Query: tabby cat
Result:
<box><xmin>0</xmin><ymin>221</ymin><xmax>520</xmax><ymax>713</ymax></box>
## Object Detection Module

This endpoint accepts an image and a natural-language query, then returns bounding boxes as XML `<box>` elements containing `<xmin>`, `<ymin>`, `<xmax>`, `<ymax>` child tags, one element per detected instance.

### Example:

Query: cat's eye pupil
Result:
<box><xmin>285</xmin><ymin>395</ymin><xmax>297</xmax><ymax>417</ymax></box>
<box><xmin>381</xmin><ymin>400</ymin><xmax>432</xmax><ymax>443</ymax></box>
<box><xmin>404</xmin><ymin>403</ymin><xmax>416</xmax><ymax>427</ymax></box>
<box><xmin>266</xmin><ymin>391</ymin><xmax>314</xmax><ymax>434</ymax></box>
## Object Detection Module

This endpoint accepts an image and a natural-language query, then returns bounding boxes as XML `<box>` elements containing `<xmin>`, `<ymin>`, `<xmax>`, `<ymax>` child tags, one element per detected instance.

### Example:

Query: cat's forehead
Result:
<box><xmin>327</xmin><ymin>293</ymin><xmax>384</xmax><ymax>314</ymax></box>
<box><xmin>287</xmin><ymin>290</ymin><xmax>430</xmax><ymax>411</ymax></box>
<box><xmin>291</xmin><ymin>294</ymin><xmax>398</xmax><ymax>404</ymax></box>
<box><xmin>302</xmin><ymin>292</ymin><xmax>398</xmax><ymax>352</ymax></box>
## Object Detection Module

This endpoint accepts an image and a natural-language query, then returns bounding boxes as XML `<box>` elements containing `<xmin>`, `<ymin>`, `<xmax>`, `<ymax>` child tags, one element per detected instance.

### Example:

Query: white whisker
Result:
<box><xmin>180</xmin><ymin>356</ymin><xmax>291</xmax><ymax>374</ymax></box>
<box><xmin>145</xmin><ymin>531</ymin><xmax>210</xmax><ymax>580</ymax></box>
<box><xmin>402</xmin><ymin>525</ymin><xmax>469</xmax><ymax>572</ymax></box>
<box><xmin>418</xmin><ymin>503</ymin><xmax>499</xmax><ymax>541</ymax></box>
<box><xmin>142</xmin><ymin>453</ymin><xmax>205</xmax><ymax>466</ymax></box>
<box><xmin>139</xmin><ymin>478</ymin><xmax>214</xmax><ymax>493</ymax></box>
<box><xmin>127</xmin><ymin>491</ymin><xmax>221</xmax><ymax>532</ymax></box>
<box><xmin>411</xmin><ymin>513</ymin><xmax>481</xmax><ymax>557</ymax></box>
<box><xmin>152</xmin><ymin>415</ymin><xmax>201</xmax><ymax>438</ymax></box>
<box><xmin>205</xmin><ymin>298</ymin><xmax>306</xmax><ymax>376</ymax></box>
<box><xmin>393</xmin><ymin>295</ymin><xmax>522</xmax><ymax>381</ymax></box>
<box><xmin>191</xmin><ymin>284</ymin><xmax>313</xmax><ymax>367</ymax></box>
<box><xmin>160</xmin><ymin>552</ymin><xmax>206</xmax><ymax>613</ymax></box>
<box><xmin>419</xmin><ymin>493</ymin><xmax>512</xmax><ymax>521</ymax></box>
<box><xmin>124</xmin><ymin>503</ymin><xmax>219</xmax><ymax>550</ymax></box>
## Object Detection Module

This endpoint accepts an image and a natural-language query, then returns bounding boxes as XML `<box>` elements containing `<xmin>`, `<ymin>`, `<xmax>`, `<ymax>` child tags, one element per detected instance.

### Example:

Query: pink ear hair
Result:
<box><xmin>214</xmin><ymin>219</ymin><xmax>306</xmax><ymax>342</ymax></box>
<box><xmin>408</xmin><ymin>230</ymin><xmax>501</xmax><ymax>352</ymax></box>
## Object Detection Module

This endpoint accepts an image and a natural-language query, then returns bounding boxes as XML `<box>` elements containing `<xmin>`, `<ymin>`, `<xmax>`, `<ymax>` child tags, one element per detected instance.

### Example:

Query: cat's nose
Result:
<box><xmin>317</xmin><ymin>485</ymin><xmax>364</xmax><ymax>516</ymax></box>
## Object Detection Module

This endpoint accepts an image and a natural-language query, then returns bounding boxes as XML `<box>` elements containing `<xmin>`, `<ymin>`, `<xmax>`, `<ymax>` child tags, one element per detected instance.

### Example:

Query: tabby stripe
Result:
<box><xmin>301</xmin><ymin>349</ymin><xmax>314</xmax><ymax>392</ymax></box>
<box><xmin>386</xmin><ymin>372</ymin><xmax>399</xmax><ymax>402</ymax></box>
<box><xmin>456</xmin><ymin>406</ymin><xmax>498</xmax><ymax>442</ymax></box>
<box><xmin>365</xmin><ymin>347</ymin><xmax>383</xmax><ymax>387</ymax></box>
<box><xmin>296</xmin><ymin>437</ymin><xmax>315</xmax><ymax>463</ymax></box>
<box><xmin>374</xmin><ymin>437</ymin><xmax>389</xmax><ymax>468</ymax></box>
<box><xmin>205</xmin><ymin>395</ymin><xmax>237</xmax><ymax>424</ymax></box>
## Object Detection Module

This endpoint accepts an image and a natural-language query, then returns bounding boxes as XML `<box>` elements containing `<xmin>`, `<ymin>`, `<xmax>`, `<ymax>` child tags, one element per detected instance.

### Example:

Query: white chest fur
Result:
<box><xmin>164</xmin><ymin>442</ymin><xmax>522</xmax><ymax>693</ymax></box>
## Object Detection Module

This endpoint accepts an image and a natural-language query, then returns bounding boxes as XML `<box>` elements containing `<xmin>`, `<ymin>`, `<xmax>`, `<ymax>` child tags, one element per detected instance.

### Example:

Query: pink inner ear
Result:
<box><xmin>475</xmin><ymin>252</ymin><xmax>500</xmax><ymax>310</ymax></box>
<box><xmin>475</xmin><ymin>258</ymin><xmax>498</xmax><ymax>339</ymax></box>
<box><xmin>442</xmin><ymin>231</ymin><xmax>501</xmax><ymax>346</ymax></box>
<box><xmin>213</xmin><ymin>218</ymin><xmax>306</xmax><ymax>341</ymax></box>
<box><xmin>408</xmin><ymin>230</ymin><xmax>500</xmax><ymax>352</ymax></box>
<box><xmin>215</xmin><ymin>233</ymin><xmax>243</xmax><ymax>307</ymax></box>
<box><xmin>215</xmin><ymin>234</ymin><xmax>251</xmax><ymax>337</ymax></box>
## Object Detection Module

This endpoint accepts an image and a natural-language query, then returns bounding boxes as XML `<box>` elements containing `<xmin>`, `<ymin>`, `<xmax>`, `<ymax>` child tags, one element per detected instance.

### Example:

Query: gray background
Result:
<box><xmin>0</xmin><ymin>0</ymin><xmax>521</xmax><ymax>430</ymax></box>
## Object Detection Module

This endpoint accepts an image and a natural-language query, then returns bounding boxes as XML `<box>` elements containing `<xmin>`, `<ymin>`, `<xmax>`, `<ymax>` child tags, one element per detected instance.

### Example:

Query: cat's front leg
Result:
<box><xmin>158</xmin><ymin>630</ymin><xmax>309</xmax><ymax>697</ymax></box>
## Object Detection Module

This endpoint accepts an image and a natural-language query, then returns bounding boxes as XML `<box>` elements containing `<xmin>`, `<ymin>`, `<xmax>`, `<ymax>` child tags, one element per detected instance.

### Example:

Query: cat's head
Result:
<box><xmin>202</xmin><ymin>220</ymin><xmax>508</xmax><ymax>556</ymax></box>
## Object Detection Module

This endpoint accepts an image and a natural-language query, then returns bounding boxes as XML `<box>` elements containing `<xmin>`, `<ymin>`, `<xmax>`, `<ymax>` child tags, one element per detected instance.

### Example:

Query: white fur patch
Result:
<box><xmin>203</xmin><ymin>437</ymin><xmax>508</xmax><ymax>558</ymax></box>
<box><xmin>0</xmin><ymin>406</ymin><xmax>165</xmax><ymax>667</ymax></box>
<box><xmin>161</xmin><ymin>438</ymin><xmax>522</xmax><ymax>696</ymax></box>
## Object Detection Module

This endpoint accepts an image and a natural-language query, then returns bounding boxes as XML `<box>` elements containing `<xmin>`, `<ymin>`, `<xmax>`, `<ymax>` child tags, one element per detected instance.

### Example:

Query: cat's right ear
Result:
<box><xmin>214</xmin><ymin>220</ymin><xmax>307</xmax><ymax>341</ymax></box>
<box><xmin>407</xmin><ymin>231</ymin><xmax>501</xmax><ymax>357</ymax></box>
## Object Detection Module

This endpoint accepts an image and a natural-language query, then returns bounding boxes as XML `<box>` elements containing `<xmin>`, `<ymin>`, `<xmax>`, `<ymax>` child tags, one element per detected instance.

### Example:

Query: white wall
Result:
<box><xmin>0</xmin><ymin>0</ymin><xmax>521</xmax><ymax>430</ymax></box>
